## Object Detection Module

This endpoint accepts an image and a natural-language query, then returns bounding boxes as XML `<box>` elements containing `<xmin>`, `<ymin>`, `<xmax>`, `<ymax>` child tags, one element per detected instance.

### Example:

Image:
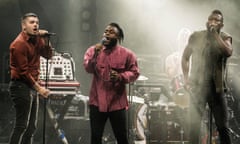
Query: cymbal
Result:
<box><xmin>137</xmin><ymin>75</ymin><xmax>148</xmax><ymax>81</ymax></box>
<box><xmin>227</xmin><ymin>63</ymin><xmax>238</xmax><ymax>66</ymax></box>
<box><xmin>129</xmin><ymin>95</ymin><xmax>144</xmax><ymax>104</ymax></box>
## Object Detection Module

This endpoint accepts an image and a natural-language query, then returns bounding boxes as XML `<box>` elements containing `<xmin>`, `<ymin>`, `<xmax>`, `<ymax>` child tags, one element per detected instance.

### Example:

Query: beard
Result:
<box><xmin>104</xmin><ymin>38</ymin><xmax>118</xmax><ymax>48</ymax></box>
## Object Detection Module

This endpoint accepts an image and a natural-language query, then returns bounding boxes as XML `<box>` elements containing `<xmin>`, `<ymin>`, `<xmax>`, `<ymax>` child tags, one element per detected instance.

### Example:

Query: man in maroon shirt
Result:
<box><xmin>8</xmin><ymin>12</ymin><xmax>52</xmax><ymax>144</ymax></box>
<box><xmin>84</xmin><ymin>22</ymin><xmax>140</xmax><ymax>144</ymax></box>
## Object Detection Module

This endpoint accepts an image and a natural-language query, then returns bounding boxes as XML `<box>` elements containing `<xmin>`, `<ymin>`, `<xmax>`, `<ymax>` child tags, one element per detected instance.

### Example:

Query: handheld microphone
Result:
<box><xmin>209</xmin><ymin>26</ymin><xmax>215</xmax><ymax>32</ymax></box>
<box><xmin>101</xmin><ymin>37</ymin><xmax>107</xmax><ymax>44</ymax></box>
<box><xmin>94</xmin><ymin>37</ymin><xmax>107</xmax><ymax>54</ymax></box>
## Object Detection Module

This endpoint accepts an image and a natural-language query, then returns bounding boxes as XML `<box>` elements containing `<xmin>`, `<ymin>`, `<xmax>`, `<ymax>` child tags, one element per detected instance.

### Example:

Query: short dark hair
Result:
<box><xmin>21</xmin><ymin>12</ymin><xmax>38</xmax><ymax>22</ymax></box>
<box><xmin>211</xmin><ymin>9</ymin><xmax>223</xmax><ymax>22</ymax></box>
<box><xmin>109</xmin><ymin>22</ymin><xmax>124</xmax><ymax>43</ymax></box>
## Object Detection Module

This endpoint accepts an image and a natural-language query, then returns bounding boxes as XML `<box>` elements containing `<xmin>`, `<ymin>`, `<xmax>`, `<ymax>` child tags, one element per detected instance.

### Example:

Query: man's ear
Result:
<box><xmin>22</xmin><ymin>23</ymin><xmax>26</xmax><ymax>31</ymax></box>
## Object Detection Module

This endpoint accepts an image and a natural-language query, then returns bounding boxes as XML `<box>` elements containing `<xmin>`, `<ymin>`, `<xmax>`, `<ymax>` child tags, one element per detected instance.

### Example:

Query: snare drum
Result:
<box><xmin>172</xmin><ymin>88</ymin><xmax>190</xmax><ymax>109</ymax></box>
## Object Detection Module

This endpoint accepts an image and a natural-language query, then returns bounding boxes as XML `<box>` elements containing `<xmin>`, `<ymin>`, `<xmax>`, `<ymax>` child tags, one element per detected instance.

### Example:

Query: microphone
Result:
<box><xmin>44</xmin><ymin>32</ymin><xmax>56</xmax><ymax>36</ymax></box>
<box><xmin>209</xmin><ymin>26</ymin><xmax>215</xmax><ymax>32</ymax></box>
<box><xmin>95</xmin><ymin>37</ymin><xmax>106</xmax><ymax>52</ymax></box>
<box><xmin>101</xmin><ymin>37</ymin><xmax>107</xmax><ymax>45</ymax></box>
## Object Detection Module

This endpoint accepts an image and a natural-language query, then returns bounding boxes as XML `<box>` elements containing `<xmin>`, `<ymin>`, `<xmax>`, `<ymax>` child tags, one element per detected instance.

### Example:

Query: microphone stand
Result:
<box><xmin>42</xmin><ymin>35</ymin><xmax>69</xmax><ymax>144</ymax></box>
<box><xmin>208</xmin><ymin>105</ymin><xmax>213</xmax><ymax>144</ymax></box>
<box><xmin>43</xmin><ymin>35</ymin><xmax>50</xmax><ymax>144</ymax></box>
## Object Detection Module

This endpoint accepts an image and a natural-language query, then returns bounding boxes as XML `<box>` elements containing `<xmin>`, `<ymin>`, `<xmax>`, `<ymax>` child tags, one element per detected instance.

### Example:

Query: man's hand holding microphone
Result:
<box><xmin>94</xmin><ymin>37</ymin><xmax>107</xmax><ymax>58</ymax></box>
<box><xmin>110</xmin><ymin>69</ymin><xmax>121</xmax><ymax>82</ymax></box>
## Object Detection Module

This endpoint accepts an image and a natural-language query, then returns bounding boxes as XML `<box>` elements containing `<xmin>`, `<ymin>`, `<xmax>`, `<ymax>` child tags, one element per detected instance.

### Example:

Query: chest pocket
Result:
<box><xmin>97</xmin><ymin>51</ymin><xmax>127</xmax><ymax>73</ymax></box>
<box><xmin>110</xmin><ymin>62</ymin><xmax>125</xmax><ymax>73</ymax></box>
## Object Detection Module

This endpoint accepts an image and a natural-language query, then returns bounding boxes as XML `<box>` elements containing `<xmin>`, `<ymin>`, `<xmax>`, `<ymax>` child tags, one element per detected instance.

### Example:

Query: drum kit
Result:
<box><xmin>132</xmin><ymin>71</ymin><xmax>240</xmax><ymax>144</ymax></box>
<box><xmin>130</xmin><ymin>74</ymin><xmax>190</xmax><ymax>144</ymax></box>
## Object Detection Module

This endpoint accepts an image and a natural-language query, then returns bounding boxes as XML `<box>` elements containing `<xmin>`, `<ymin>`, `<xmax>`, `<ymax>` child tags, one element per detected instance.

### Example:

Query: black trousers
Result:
<box><xmin>8</xmin><ymin>81</ymin><xmax>39</xmax><ymax>144</ymax></box>
<box><xmin>89</xmin><ymin>105</ymin><xmax>129</xmax><ymax>144</ymax></box>
<box><xmin>189</xmin><ymin>81</ymin><xmax>232</xmax><ymax>144</ymax></box>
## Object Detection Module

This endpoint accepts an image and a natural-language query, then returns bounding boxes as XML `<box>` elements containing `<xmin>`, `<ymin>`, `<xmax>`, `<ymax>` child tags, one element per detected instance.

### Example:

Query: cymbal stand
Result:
<box><xmin>145</xmin><ymin>100</ymin><xmax>151</xmax><ymax>144</ymax></box>
<box><xmin>127</xmin><ymin>82</ymin><xmax>136</xmax><ymax>143</ymax></box>
<box><xmin>179</xmin><ymin>126</ymin><xmax>185</xmax><ymax>144</ymax></box>
<box><xmin>177</xmin><ymin>108</ymin><xmax>187</xmax><ymax>144</ymax></box>
<box><xmin>206</xmin><ymin>104</ymin><xmax>213</xmax><ymax>144</ymax></box>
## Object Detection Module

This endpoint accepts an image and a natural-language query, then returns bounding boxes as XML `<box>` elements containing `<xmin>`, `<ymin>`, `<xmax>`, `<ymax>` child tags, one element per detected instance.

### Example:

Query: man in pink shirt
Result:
<box><xmin>84</xmin><ymin>22</ymin><xmax>140</xmax><ymax>144</ymax></box>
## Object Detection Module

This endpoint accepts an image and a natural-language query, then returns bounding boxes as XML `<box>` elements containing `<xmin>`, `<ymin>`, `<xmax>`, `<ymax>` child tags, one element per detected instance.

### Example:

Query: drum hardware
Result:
<box><xmin>64</xmin><ymin>94</ymin><xmax>89</xmax><ymax>120</ymax></box>
<box><xmin>169</xmin><ymin>75</ymin><xmax>189</xmax><ymax>143</ymax></box>
<box><xmin>171</xmin><ymin>75</ymin><xmax>184</xmax><ymax>92</ymax></box>
<box><xmin>145</xmin><ymin>102</ymin><xmax>152</xmax><ymax>144</ymax></box>
<box><xmin>137</xmin><ymin>75</ymin><xmax>149</xmax><ymax>81</ymax></box>
<box><xmin>46</xmin><ymin>104</ymin><xmax>69</xmax><ymax>144</ymax></box>
<box><xmin>172</xmin><ymin>88</ymin><xmax>190</xmax><ymax>109</ymax></box>
<box><xmin>102</xmin><ymin>133</ymin><xmax>116</xmax><ymax>144</ymax></box>
<box><xmin>169</xmin><ymin>74</ymin><xmax>190</xmax><ymax>109</ymax></box>
<box><xmin>131</xmin><ymin>81</ymin><xmax>190</xmax><ymax>143</ymax></box>
<box><xmin>133</xmin><ymin>101</ymin><xmax>189</xmax><ymax>144</ymax></box>
<box><xmin>134</xmin><ymin>83</ymin><xmax>172</xmax><ymax>106</ymax></box>
<box><xmin>224</xmin><ymin>82</ymin><xmax>240</xmax><ymax>143</ymax></box>
<box><xmin>229</xmin><ymin>128</ymin><xmax>240</xmax><ymax>139</ymax></box>
<box><xmin>179</xmin><ymin>128</ymin><xmax>186</xmax><ymax>144</ymax></box>
<box><xmin>201</xmin><ymin>100</ymin><xmax>240</xmax><ymax>144</ymax></box>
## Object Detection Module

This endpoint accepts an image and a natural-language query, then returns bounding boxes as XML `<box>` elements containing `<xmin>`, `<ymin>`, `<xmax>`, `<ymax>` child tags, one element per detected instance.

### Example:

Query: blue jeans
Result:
<box><xmin>9</xmin><ymin>80</ymin><xmax>39</xmax><ymax>144</ymax></box>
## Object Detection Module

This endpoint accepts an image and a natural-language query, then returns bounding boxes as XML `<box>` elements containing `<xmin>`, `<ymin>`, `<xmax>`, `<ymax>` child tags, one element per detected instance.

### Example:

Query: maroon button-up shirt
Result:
<box><xmin>10</xmin><ymin>32</ymin><xmax>52</xmax><ymax>87</ymax></box>
<box><xmin>84</xmin><ymin>45</ymin><xmax>140</xmax><ymax>112</ymax></box>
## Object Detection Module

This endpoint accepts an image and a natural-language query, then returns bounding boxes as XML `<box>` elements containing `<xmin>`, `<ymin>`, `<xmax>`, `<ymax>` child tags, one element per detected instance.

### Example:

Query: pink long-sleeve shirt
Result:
<box><xmin>84</xmin><ymin>45</ymin><xmax>140</xmax><ymax>112</ymax></box>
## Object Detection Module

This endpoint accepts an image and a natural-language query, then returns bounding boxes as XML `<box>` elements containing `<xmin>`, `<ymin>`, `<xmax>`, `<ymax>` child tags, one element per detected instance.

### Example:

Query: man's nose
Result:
<box><xmin>105</xmin><ymin>32</ymin><xmax>110</xmax><ymax>36</ymax></box>
<box><xmin>210</xmin><ymin>19</ymin><xmax>217</xmax><ymax>23</ymax></box>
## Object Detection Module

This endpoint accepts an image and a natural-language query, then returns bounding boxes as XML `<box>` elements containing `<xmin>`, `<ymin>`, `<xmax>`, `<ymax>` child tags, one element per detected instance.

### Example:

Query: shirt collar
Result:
<box><xmin>21</xmin><ymin>31</ymin><xmax>37</xmax><ymax>44</ymax></box>
<box><xmin>103</xmin><ymin>45</ymin><xmax>118</xmax><ymax>51</ymax></box>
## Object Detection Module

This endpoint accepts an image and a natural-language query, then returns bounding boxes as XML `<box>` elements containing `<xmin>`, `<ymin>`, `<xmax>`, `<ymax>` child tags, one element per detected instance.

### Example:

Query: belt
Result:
<box><xmin>11</xmin><ymin>78</ymin><xmax>23</xmax><ymax>81</ymax></box>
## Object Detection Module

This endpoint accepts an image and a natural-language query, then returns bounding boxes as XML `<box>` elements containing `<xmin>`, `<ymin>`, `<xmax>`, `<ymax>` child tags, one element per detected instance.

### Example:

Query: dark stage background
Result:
<box><xmin>1</xmin><ymin>0</ymin><xmax>240</xmax><ymax>143</ymax></box>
